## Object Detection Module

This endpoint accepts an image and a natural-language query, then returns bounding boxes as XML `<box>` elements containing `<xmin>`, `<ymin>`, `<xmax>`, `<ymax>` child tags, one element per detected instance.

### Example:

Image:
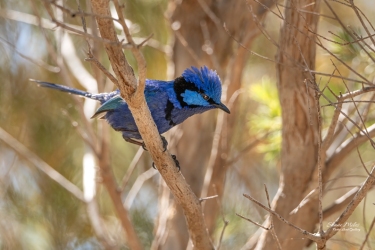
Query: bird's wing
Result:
<box><xmin>91</xmin><ymin>95</ymin><xmax>125</xmax><ymax>119</ymax></box>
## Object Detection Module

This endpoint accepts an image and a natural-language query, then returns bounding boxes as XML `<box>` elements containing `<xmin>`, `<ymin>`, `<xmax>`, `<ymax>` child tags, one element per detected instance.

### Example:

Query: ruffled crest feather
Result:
<box><xmin>182</xmin><ymin>66</ymin><xmax>222</xmax><ymax>103</ymax></box>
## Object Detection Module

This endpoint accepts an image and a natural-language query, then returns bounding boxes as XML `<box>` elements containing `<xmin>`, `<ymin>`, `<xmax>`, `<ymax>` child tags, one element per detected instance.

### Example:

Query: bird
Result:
<box><xmin>30</xmin><ymin>66</ymin><xmax>230</xmax><ymax>149</ymax></box>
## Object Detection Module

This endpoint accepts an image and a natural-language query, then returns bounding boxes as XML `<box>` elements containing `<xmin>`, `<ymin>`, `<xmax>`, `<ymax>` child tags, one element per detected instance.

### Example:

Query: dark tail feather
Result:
<box><xmin>30</xmin><ymin>79</ymin><xmax>94</xmax><ymax>99</ymax></box>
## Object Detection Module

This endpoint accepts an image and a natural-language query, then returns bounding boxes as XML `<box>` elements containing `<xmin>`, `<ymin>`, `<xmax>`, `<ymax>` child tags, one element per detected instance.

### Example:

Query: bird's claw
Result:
<box><xmin>141</xmin><ymin>135</ymin><xmax>168</xmax><ymax>152</ymax></box>
<box><xmin>171</xmin><ymin>154</ymin><xmax>180</xmax><ymax>172</ymax></box>
<box><xmin>160</xmin><ymin>136</ymin><xmax>168</xmax><ymax>152</ymax></box>
<box><xmin>152</xmin><ymin>154</ymin><xmax>180</xmax><ymax>172</ymax></box>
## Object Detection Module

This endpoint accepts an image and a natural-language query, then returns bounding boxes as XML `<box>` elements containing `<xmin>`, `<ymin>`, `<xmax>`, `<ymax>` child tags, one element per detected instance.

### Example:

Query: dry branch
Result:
<box><xmin>325</xmin><ymin>124</ymin><xmax>375</xmax><ymax>179</ymax></box>
<box><xmin>0</xmin><ymin>127</ymin><xmax>84</xmax><ymax>201</ymax></box>
<box><xmin>323</xmin><ymin>186</ymin><xmax>359</xmax><ymax>218</ymax></box>
<box><xmin>242</xmin><ymin>193</ymin><xmax>321</xmax><ymax>243</ymax></box>
<box><xmin>98</xmin><ymin>122</ymin><xmax>143</xmax><ymax>250</ymax></box>
<box><xmin>0</xmin><ymin>37</ymin><xmax>60</xmax><ymax>73</ymax></box>
<box><xmin>119</xmin><ymin>147</ymin><xmax>144</xmax><ymax>192</ymax></box>
<box><xmin>325</xmin><ymin>163</ymin><xmax>375</xmax><ymax>239</ymax></box>
<box><xmin>89</xmin><ymin>0</ymin><xmax>213</xmax><ymax>249</ymax></box>
<box><xmin>236</xmin><ymin>213</ymin><xmax>269</xmax><ymax>230</ymax></box>
<box><xmin>359</xmin><ymin>214</ymin><xmax>375</xmax><ymax>250</ymax></box>
<box><xmin>263</xmin><ymin>185</ymin><xmax>282</xmax><ymax>250</ymax></box>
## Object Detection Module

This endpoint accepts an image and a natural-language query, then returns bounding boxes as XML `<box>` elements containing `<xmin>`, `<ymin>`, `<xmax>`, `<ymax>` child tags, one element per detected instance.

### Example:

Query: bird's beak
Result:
<box><xmin>214</xmin><ymin>102</ymin><xmax>230</xmax><ymax>114</ymax></box>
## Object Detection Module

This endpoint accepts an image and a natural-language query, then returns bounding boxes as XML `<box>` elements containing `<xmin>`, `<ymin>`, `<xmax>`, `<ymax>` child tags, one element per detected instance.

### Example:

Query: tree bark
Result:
<box><xmin>255</xmin><ymin>0</ymin><xmax>321</xmax><ymax>249</ymax></box>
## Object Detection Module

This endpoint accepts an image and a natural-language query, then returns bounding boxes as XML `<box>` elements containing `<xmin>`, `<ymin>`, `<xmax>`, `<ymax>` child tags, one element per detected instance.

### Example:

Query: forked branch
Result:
<box><xmin>89</xmin><ymin>0</ymin><xmax>214</xmax><ymax>249</ymax></box>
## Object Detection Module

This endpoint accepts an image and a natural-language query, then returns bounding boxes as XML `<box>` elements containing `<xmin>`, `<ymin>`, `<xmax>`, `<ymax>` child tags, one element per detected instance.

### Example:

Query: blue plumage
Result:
<box><xmin>31</xmin><ymin>66</ymin><xmax>230</xmax><ymax>144</ymax></box>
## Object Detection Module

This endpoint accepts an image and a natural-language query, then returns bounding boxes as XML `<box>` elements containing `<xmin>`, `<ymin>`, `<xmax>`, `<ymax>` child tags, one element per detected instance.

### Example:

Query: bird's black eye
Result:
<box><xmin>201</xmin><ymin>93</ymin><xmax>209</xmax><ymax>100</ymax></box>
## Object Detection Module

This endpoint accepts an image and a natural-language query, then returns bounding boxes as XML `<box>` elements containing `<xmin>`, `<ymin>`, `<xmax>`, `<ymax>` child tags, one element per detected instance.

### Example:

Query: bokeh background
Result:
<box><xmin>1</xmin><ymin>0</ymin><xmax>375</xmax><ymax>249</ymax></box>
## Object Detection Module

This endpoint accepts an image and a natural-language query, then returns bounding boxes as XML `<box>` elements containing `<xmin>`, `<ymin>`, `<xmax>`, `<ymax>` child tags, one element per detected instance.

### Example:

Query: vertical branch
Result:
<box><xmin>314</xmin><ymin>81</ymin><xmax>324</xmax><ymax>235</ymax></box>
<box><xmin>255</xmin><ymin>0</ymin><xmax>321</xmax><ymax>249</ymax></box>
<box><xmin>264</xmin><ymin>185</ymin><xmax>281</xmax><ymax>250</ymax></box>
<box><xmin>89</xmin><ymin>0</ymin><xmax>214</xmax><ymax>249</ymax></box>
<box><xmin>150</xmin><ymin>180</ymin><xmax>171</xmax><ymax>250</ymax></box>
<box><xmin>112</xmin><ymin>0</ymin><xmax>147</xmax><ymax>100</ymax></box>
<box><xmin>201</xmin><ymin>14</ymin><xmax>265</xmax><ymax>235</ymax></box>
<box><xmin>99</xmin><ymin>122</ymin><xmax>144</xmax><ymax>250</ymax></box>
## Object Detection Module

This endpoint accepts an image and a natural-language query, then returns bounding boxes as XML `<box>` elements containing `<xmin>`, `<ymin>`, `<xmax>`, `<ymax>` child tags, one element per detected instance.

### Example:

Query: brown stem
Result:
<box><xmin>89</xmin><ymin>0</ymin><xmax>213</xmax><ymax>249</ymax></box>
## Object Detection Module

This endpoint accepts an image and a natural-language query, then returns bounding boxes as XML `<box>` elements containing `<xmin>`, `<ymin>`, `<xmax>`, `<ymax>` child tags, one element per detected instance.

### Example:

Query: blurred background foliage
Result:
<box><xmin>0</xmin><ymin>0</ymin><xmax>375</xmax><ymax>249</ymax></box>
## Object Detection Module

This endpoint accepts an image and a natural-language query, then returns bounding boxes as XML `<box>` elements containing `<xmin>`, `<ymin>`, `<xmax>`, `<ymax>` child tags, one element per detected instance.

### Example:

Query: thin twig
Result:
<box><xmin>85</xmin><ymin>57</ymin><xmax>119</xmax><ymax>86</ymax></box>
<box><xmin>124</xmin><ymin>168</ymin><xmax>157</xmax><ymax>209</ymax></box>
<box><xmin>325</xmin><ymin>124</ymin><xmax>375</xmax><ymax>178</ymax></box>
<box><xmin>348</xmin><ymin>26</ymin><xmax>375</xmax><ymax>56</ymax></box>
<box><xmin>200</xmin><ymin>109</ymin><xmax>225</xmax><ymax>200</ymax></box>
<box><xmin>61</xmin><ymin>109</ymin><xmax>99</xmax><ymax>156</ymax></box>
<box><xmin>242</xmin><ymin>193</ymin><xmax>321</xmax><ymax>242</ymax></box>
<box><xmin>362</xmin><ymin>195</ymin><xmax>368</xmax><ymax>239</ymax></box>
<box><xmin>136</xmin><ymin>33</ymin><xmax>154</xmax><ymax>48</ymax></box>
<box><xmin>356</xmin><ymin>146</ymin><xmax>371</xmax><ymax>176</ymax></box>
<box><xmin>199</xmin><ymin>195</ymin><xmax>219</xmax><ymax>203</ymax></box>
<box><xmin>0</xmin><ymin>8</ymin><xmax>92</xmax><ymax>33</ymax></box>
<box><xmin>349</xmin><ymin>0</ymin><xmax>375</xmax><ymax>56</ymax></box>
<box><xmin>323</xmin><ymin>0</ymin><xmax>375</xmax><ymax>65</ymax></box>
<box><xmin>359</xmin><ymin>214</ymin><xmax>375</xmax><ymax>250</ymax></box>
<box><xmin>310</xmin><ymin>71</ymin><xmax>372</xmax><ymax>85</ymax></box>
<box><xmin>325</xmin><ymin>163</ymin><xmax>375</xmax><ymax>239</ymax></box>
<box><xmin>253</xmin><ymin>0</ymin><xmax>283</xmax><ymax>19</ymax></box>
<box><xmin>150</xmin><ymin>180</ymin><xmax>170</xmax><ymax>250</ymax></box>
<box><xmin>119</xmin><ymin>147</ymin><xmax>145</xmax><ymax>192</ymax></box>
<box><xmin>174</xmin><ymin>30</ymin><xmax>205</xmax><ymax>66</ymax></box>
<box><xmin>252</xmin><ymin>0</ymin><xmax>374</xmax><ymax>87</ymax></box>
<box><xmin>200</xmin><ymin>20</ymin><xmax>221</xmax><ymax>72</ymax></box>
<box><xmin>196</xmin><ymin>0</ymin><xmax>222</xmax><ymax>31</ymax></box>
<box><xmin>0</xmin><ymin>149</ymin><xmax>18</xmax><ymax>198</ymax></box>
<box><xmin>226</xmin><ymin>132</ymin><xmax>271</xmax><ymax>166</ymax></box>
<box><xmin>332</xmin><ymin>60</ymin><xmax>374</xmax><ymax>149</ymax></box>
<box><xmin>0</xmin><ymin>127</ymin><xmax>85</xmax><ymax>201</ymax></box>
<box><xmin>312</xmin><ymin>85</ymin><xmax>375</xmax><ymax>150</ymax></box>
<box><xmin>48</xmin><ymin>0</ymin><xmax>115</xmax><ymax>19</ymax></box>
<box><xmin>246</xmin><ymin>1</ymin><xmax>280</xmax><ymax>48</ymax></box>
<box><xmin>263</xmin><ymin>184</ymin><xmax>282</xmax><ymax>250</ymax></box>
<box><xmin>224</xmin><ymin>23</ymin><xmax>279</xmax><ymax>65</ymax></box>
<box><xmin>236</xmin><ymin>213</ymin><xmax>270</xmax><ymax>230</ymax></box>
<box><xmin>51</xmin><ymin>17</ymin><xmax>121</xmax><ymax>45</ymax></box>
<box><xmin>113</xmin><ymin>0</ymin><xmax>146</xmax><ymax>100</ymax></box>
<box><xmin>313</xmin><ymin>80</ymin><xmax>324</xmax><ymax>236</ymax></box>
<box><xmin>0</xmin><ymin>37</ymin><xmax>60</xmax><ymax>72</ymax></box>
<box><xmin>323</xmin><ymin>186</ymin><xmax>359</xmax><ymax>218</ymax></box>
<box><xmin>321</xmin><ymin>100</ymin><xmax>375</xmax><ymax>106</ymax></box>
<box><xmin>214</xmin><ymin>186</ymin><xmax>229</xmax><ymax>250</ymax></box>
<box><xmin>358</xmin><ymin>93</ymin><xmax>375</xmax><ymax>128</ymax></box>
<box><xmin>321</xmin><ymin>73</ymin><xmax>342</xmax><ymax>152</ymax></box>
<box><xmin>308</xmin><ymin>27</ymin><xmax>375</xmax><ymax>47</ymax></box>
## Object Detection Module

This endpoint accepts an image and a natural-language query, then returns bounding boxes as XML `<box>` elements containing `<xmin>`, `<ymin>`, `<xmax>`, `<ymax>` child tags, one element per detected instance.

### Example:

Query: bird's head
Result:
<box><xmin>173</xmin><ymin>66</ymin><xmax>230</xmax><ymax>113</ymax></box>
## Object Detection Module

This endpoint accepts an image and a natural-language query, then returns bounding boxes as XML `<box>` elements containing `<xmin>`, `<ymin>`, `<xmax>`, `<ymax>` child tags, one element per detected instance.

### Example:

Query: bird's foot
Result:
<box><xmin>161</xmin><ymin>136</ymin><xmax>168</xmax><ymax>152</ymax></box>
<box><xmin>171</xmin><ymin>155</ymin><xmax>180</xmax><ymax>172</ymax></box>
<box><xmin>141</xmin><ymin>135</ymin><xmax>168</xmax><ymax>152</ymax></box>
<box><xmin>152</xmin><ymin>154</ymin><xmax>180</xmax><ymax>172</ymax></box>
<box><xmin>124</xmin><ymin>137</ymin><xmax>144</xmax><ymax>147</ymax></box>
